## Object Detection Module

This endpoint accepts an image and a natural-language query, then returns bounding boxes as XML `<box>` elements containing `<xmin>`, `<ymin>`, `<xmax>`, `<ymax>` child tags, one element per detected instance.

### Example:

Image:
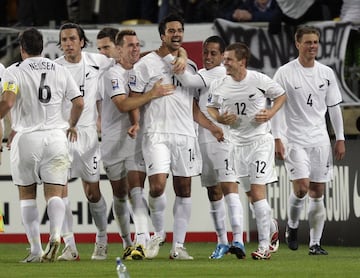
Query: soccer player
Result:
<box><xmin>272</xmin><ymin>26</ymin><xmax>345</xmax><ymax>255</ymax></box>
<box><xmin>129</xmin><ymin>13</ymin><xmax>202</xmax><ymax>260</ymax></box>
<box><xmin>168</xmin><ymin>36</ymin><xmax>280</xmax><ymax>258</ymax></box>
<box><xmin>0</xmin><ymin>27</ymin><xmax>84</xmax><ymax>262</ymax></box>
<box><xmin>55</xmin><ymin>22</ymin><xmax>113</xmax><ymax>261</ymax></box>
<box><xmin>100</xmin><ymin>29</ymin><xmax>174</xmax><ymax>260</ymax></box>
<box><xmin>96</xmin><ymin>27</ymin><xmax>119</xmax><ymax>60</ymax></box>
<box><xmin>164</xmin><ymin>36</ymin><xmax>246</xmax><ymax>259</ymax></box>
<box><xmin>207</xmin><ymin>42</ymin><xmax>286</xmax><ymax>260</ymax></box>
<box><xmin>96</xmin><ymin>26</ymin><xmax>135</xmax><ymax>260</ymax></box>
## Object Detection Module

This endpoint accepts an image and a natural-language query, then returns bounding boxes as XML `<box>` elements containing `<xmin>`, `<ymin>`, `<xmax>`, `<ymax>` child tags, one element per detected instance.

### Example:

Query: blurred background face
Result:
<box><xmin>119</xmin><ymin>35</ymin><xmax>140</xmax><ymax>67</ymax></box>
<box><xmin>202</xmin><ymin>42</ymin><xmax>223</xmax><ymax>70</ymax></box>
<box><xmin>60</xmin><ymin>28</ymin><xmax>84</xmax><ymax>62</ymax></box>
<box><xmin>97</xmin><ymin>37</ymin><xmax>118</xmax><ymax>59</ymax></box>
<box><xmin>256</xmin><ymin>0</ymin><xmax>270</xmax><ymax>10</ymax></box>
<box><xmin>161</xmin><ymin>21</ymin><xmax>184</xmax><ymax>52</ymax></box>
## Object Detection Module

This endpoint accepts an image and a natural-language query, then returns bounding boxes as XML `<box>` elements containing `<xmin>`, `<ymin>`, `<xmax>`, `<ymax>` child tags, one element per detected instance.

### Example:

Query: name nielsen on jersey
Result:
<box><xmin>28</xmin><ymin>62</ymin><xmax>55</xmax><ymax>71</ymax></box>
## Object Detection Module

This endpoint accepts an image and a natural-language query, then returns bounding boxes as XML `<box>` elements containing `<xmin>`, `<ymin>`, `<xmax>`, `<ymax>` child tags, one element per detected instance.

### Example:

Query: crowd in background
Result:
<box><xmin>0</xmin><ymin>0</ymin><xmax>355</xmax><ymax>28</ymax></box>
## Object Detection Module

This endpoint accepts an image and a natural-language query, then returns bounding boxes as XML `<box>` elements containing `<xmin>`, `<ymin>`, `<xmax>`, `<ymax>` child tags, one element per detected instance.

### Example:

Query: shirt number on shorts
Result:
<box><xmin>255</xmin><ymin>160</ymin><xmax>266</xmax><ymax>174</ymax></box>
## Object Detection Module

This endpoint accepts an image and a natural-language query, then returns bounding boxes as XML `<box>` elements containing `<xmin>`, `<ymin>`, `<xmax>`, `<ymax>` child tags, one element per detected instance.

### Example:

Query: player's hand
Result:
<box><xmin>6</xmin><ymin>129</ymin><xmax>16</xmax><ymax>150</ymax></box>
<box><xmin>172</xmin><ymin>57</ymin><xmax>186</xmax><ymax>74</ymax></box>
<box><xmin>255</xmin><ymin>109</ymin><xmax>272</xmax><ymax>123</ymax></box>
<box><xmin>275</xmin><ymin>138</ymin><xmax>285</xmax><ymax>160</ymax></box>
<box><xmin>149</xmin><ymin>79</ymin><xmax>175</xmax><ymax>99</ymax></box>
<box><xmin>128</xmin><ymin>123</ymin><xmax>140</xmax><ymax>139</ymax></box>
<box><xmin>217</xmin><ymin>111</ymin><xmax>237</xmax><ymax>125</ymax></box>
<box><xmin>211</xmin><ymin>125</ymin><xmax>224</xmax><ymax>142</ymax></box>
<box><xmin>334</xmin><ymin>140</ymin><xmax>345</xmax><ymax>160</ymax></box>
<box><xmin>67</xmin><ymin>127</ymin><xmax>78</xmax><ymax>142</ymax></box>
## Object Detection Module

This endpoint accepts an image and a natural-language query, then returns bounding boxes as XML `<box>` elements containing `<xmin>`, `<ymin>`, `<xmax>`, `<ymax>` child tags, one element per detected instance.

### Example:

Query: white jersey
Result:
<box><xmin>129</xmin><ymin>52</ymin><xmax>197</xmax><ymax>137</ymax></box>
<box><xmin>197</xmin><ymin>66</ymin><xmax>227</xmax><ymax>144</ymax></box>
<box><xmin>2</xmin><ymin>57</ymin><xmax>81</xmax><ymax>133</ymax></box>
<box><xmin>207</xmin><ymin>70</ymin><xmax>285</xmax><ymax>144</ymax></box>
<box><xmin>273</xmin><ymin>59</ymin><xmax>342</xmax><ymax>147</ymax></box>
<box><xmin>55</xmin><ymin>52</ymin><xmax>113</xmax><ymax>128</ymax></box>
<box><xmin>101</xmin><ymin>63</ymin><xmax>132</xmax><ymax>137</ymax></box>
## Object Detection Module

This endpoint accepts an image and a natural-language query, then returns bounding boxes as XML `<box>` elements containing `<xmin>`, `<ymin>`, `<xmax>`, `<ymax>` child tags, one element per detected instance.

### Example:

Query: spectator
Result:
<box><xmin>340</xmin><ymin>0</ymin><xmax>360</xmax><ymax>23</ymax></box>
<box><xmin>232</xmin><ymin>0</ymin><xmax>280</xmax><ymax>22</ymax></box>
<box><xmin>269</xmin><ymin>0</ymin><xmax>325</xmax><ymax>33</ymax></box>
<box><xmin>17</xmin><ymin>0</ymin><xmax>68</xmax><ymax>26</ymax></box>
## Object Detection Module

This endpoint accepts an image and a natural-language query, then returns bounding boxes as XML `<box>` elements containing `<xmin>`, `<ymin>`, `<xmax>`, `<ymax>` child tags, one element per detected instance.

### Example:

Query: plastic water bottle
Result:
<box><xmin>116</xmin><ymin>257</ymin><xmax>130</xmax><ymax>278</ymax></box>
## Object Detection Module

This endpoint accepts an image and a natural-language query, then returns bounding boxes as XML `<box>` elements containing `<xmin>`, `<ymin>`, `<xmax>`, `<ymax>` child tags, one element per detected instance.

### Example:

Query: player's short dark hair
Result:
<box><xmin>226</xmin><ymin>42</ymin><xmax>251</xmax><ymax>66</ymax></box>
<box><xmin>115</xmin><ymin>29</ymin><xmax>137</xmax><ymax>46</ymax></box>
<box><xmin>295</xmin><ymin>26</ymin><xmax>320</xmax><ymax>43</ymax></box>
<box><xmin>203</xmin><ymin>36</ymin><xmax>226</xmax><ymax>54</ymax></box>
<box><xmin>57</xmin><ymin>22</ymin><xmax>89</xmax><ymax>49</ymax></box>
<box><xmin>97</xmin><ymin>27</ymin><xmax>119</xmax><ymax>43</ymax></box>
<box><xmin>158</xmin><ymin>13</ymin><xmax>184</xmax><ymax>36</ymax></box>
<box><xmin>18</xmin><ymin>27</ymin><xmax>43</xmax><ymax>55</ymax></box>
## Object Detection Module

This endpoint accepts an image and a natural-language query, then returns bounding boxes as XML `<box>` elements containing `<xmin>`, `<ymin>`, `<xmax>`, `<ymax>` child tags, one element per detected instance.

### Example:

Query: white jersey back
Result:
<box><xmin>273</xmin><ymin>59</ymin><xmax>342</xmax><ymax>146</ymax></box>
<box><xmin>2</xmin><ymin>57</ymin><xmax>81</xmax><ymax>133</ymax></box>
<box><xmin>101</xmin><ymin>63</ymin><xmax>132</xmax><ymax>138</ymax></box>
<box><xmin>198</xmin><ymin>66</ymin><xmax>227</xmax><ymax>144</ymax></box>
<box><xmin>129</xmin><ymin>52</ymin><xmax>197</xmax><ymax>137</ymax></box>
<box><xmin>56</xmin><ymin>52</ymin><xmax>113</xmax><ymax>128</ymax></box>
<box><xmin>208</xmin><ymin>70</ymin><xmax>285</xmax><ymax>144</ymax></box>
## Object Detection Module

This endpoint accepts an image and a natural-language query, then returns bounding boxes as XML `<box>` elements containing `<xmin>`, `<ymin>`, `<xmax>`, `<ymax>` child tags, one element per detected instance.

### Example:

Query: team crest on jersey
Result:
<box><xmin>111</xmin><ymin>79</ymin><xmax>119</xmax><ymax>90</ymax></box>
<box><xmin>208</xmin><ymin>93</ymin><xmax>212</xmax><ymax>103</ymax></box>
<box><xmin>129</xmin><ymin>74</ymin><xmax>136</xmax><ymax>86</ymax></box>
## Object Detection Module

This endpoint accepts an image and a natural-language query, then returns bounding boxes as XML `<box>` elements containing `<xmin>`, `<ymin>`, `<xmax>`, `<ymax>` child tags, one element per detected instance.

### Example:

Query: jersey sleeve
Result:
<box><xmin>325</xmin><ymin>68</ymin><xmax>342</xmax><ymax>107</ymax></box>
<box><xmin>1</xmin><ymin>67</ymin><xmax>19</xmax><ymax>95</ymax></box>
<box><xmin>128</xmin><ymin>62</ymin><xmax>149</xmax><ymax>93</ymax></box>
<box><xmin>206</xmin><ymin>79</ymin><xmax>223</xmax><ymax>109</ymax></box>
<box><xmin>63</xmin><ymin>67</ymin><xmax>82</xmax><ymax>101</ymax></box>
<box><xmin>103</xmin><ymin>67</ymin><xmax>128</xmax><ymax>98</ymax></box>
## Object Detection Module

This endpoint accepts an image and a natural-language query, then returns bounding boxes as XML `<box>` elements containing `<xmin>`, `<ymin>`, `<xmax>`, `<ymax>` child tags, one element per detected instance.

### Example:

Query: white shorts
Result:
<box><xmin>232</xmin><ymin>133</ymin><xmax>277</xmax><ymax>186</ymax></box>
<box><xmin>200</xmin><ymin>141</ymin><xmax>237</xmax><ymax>187</ymax></box>
<box><xmin>142</xmin><ymin>133</ymin><xmax>202</xmax><ymax>177</ymax></box>
<box><xmin>68</xmin><ymin>126</ymin><xmax>100</xmax><ymax>183</ymax></box>
<box><xmin>101</xmin><ymin>132</ymin><xmax>137</xmax><ymax>166</ymax></box>
<box><xmin>10</xmin><ymin>129</ymin><xmax>70</xmax><ymax>186</ymax></box>
<box><xmin>284</xmin><ymin>144</ymin><xmax>333</xmax><ymax>182</ymax></box>
<box><xmin>104</xmin><ymin>149</ymin><xmax>146</xmax><ymax>181</ymax></box>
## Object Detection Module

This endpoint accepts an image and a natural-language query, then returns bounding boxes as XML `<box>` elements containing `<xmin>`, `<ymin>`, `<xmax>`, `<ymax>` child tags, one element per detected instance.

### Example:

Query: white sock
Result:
<box><xmin>308</xmin><ymin>196</ymin><xmax>325</xmax><ymax>247</ymax></box>
<box><xmin>288</xmin><ymin>191</ymin><xmax>306</xmax><ymax>229</ymax></box>
<box><xmin>20</xmin><ymin>199</ymin><xmax>42</xmax><ymax>255</ymax></box>
<box><xmin>209</xmin><ymin>197</ymin><xmax>228</xmax><ymax>245</ymax></box>
<box><xmin>113</xmin><ymin>196</ymin><xmax>132</xmax><ymax>248</ymax></box>
<box><xmin>225</xmin><ymin>193</ymin><xmax>244</xmax><ymax>244</ymax></box>
<box><xmin>253</xmin><ymin>199</ymin><xmax>271</xmax><ymax>249</ymax></box>
<box><xmin>129</xmin><ymin>187</ymin><xmax>149</xmax><ymax>246</ymax></box>
<box><xmin>89</xmin><ymin>195</ymin><xmax>108</xmax><ymax>245</ymax></box>
<box><xmin>61</xmin><ymin>197</ymin><xmax>77</xmax><ymax>251</ymax></box>
<box><xmin>148</xmin><ymin>193</ymin><xmax>166</xmax><ymax>236</ymax></box>
<box><xmin>47</xmin><ymin>196</ymin><xmax>65</xmax><ymax>242</ymax></box>
<box><xmin>172</xmin><ymin>196</ymin><xmax>191</xmax><ymax>250</ymax></box>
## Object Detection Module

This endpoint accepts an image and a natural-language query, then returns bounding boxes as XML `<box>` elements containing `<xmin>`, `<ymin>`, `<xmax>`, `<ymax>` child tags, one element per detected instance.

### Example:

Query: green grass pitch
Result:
<box><xmin>1</xmin><ymin>242</ymin><xmax>360</xmax><ymax>277</ymax></box>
